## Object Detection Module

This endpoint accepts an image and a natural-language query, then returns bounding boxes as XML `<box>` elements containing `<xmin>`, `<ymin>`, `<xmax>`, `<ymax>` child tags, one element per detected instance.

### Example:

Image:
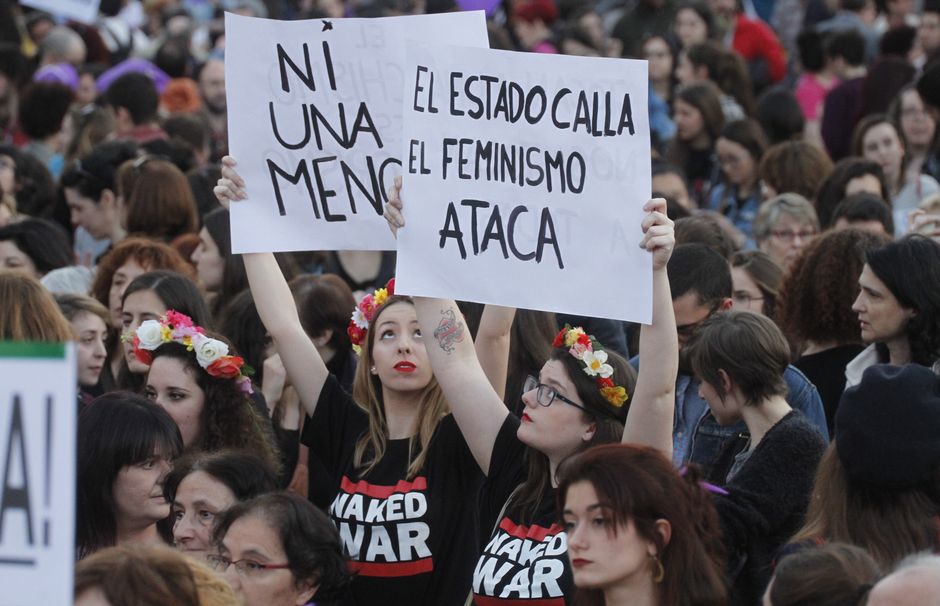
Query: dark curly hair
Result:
<box><xmin>776</xmin><ymin>228</ymin><xmax>891</xmax><ymax>349</ymax></box>
<box><xmin>866</xmin><ymin>235</ymin><xmax>940</xmax><ymax>367</ymax></box>
<box><xmin>148</xmin><ymin>338</ymin><xmax>280</xmax><ymax>473</ymax></box>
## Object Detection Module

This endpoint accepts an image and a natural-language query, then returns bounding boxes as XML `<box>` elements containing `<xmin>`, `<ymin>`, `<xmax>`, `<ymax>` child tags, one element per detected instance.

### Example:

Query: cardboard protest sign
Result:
<box><xmin>0</xmin><ymin>343</ymin><xmax>76</xmax><ymax>604</ymax></box>
<box><xmin>20</xmin><ymin>0</ymin><xmax>100</xmax><ymax>24</ymax></box>
<box><xmin>225</xmin><ymin>12</ymin><xmax>489</xmax><ymax>253</ymax></box>
<box><xmin>395</xmin><ymin>43</ymin><xmax>653</xmax><ymax>323</ymax></box>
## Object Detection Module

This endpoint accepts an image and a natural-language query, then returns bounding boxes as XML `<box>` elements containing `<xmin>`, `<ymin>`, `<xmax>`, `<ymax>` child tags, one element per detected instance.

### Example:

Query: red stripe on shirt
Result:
<box><xmin>474</xmin><ymin>596</ymin><xmax>565</xmax><ymax>606</ymax></box>
<box><xmin>340</xmin><ymin>475</ymin><xmax>428</xmax><ymax>499</ymax></box>
<box><xmin>498</xmin><ymin>518</ymin><xmax>564</xmax><ymax>542</ymax></box>
<box><xmin>350</xmin><ymin>557</ymin><xmax>434</xmax><ymax>577</ymax></box>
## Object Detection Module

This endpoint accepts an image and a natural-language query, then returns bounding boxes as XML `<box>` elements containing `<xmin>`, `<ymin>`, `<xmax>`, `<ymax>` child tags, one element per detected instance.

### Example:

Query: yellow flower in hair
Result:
<box><xmin>601</xmin><ymin>385</ymin><xmax>628</xmax><ymax>407</ymax></box>
<box><xmin>374</xmin><ymin>287</ymin><xmax>389</xmax><ymax>307</ymax></box>
<box><xmin>161</xmin><ymin>325</ymin><xmax>173</xmax><ymax>342</ymax></box>
<box><xmin>564</xmin><ymin>327</ymin><xmax>586</xmax><ymax>347</ymax></box>
<box><xmin>182</xmin><ymin>335</ymin><xmax>194</xmax><ymax>351</ymax></box>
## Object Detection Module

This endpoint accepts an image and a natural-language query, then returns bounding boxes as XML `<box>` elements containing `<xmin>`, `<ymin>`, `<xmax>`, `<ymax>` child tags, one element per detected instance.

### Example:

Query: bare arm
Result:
<box><xmin>622</xmin><ymin>199</ymin><xmax>677</xmax><ymax>458</ymax></box>
<box><xmin>216</xmin><ymin>158</ymin><xmax>329</xmax><ymax>418</ymax></box>
<box><xmin>414</xmin><ymin>297</ymin><xmax>509</xmax><ymax>474</ymax></box>
<box><xmin>475</xmin><ymin>305</ymin><xmax>516</xmax><ymax>401</ymax></box>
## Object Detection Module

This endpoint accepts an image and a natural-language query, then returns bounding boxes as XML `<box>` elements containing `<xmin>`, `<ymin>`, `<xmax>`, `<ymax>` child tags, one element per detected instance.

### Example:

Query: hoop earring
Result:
<box><xmin>650</xmin><ymin>554</ymin><xmax>665</xmax><ymax>584</ymax></box>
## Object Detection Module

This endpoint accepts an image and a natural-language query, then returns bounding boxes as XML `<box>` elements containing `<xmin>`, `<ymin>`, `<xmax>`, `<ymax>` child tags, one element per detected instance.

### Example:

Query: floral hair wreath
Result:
<box><xmin>126</xmin><ymin>310</ymin><xmax>254</xmax><ymax>395</ymax></box>
<box><xmin>552</xmin><ymin>325</ymin><xmax>629</xmax><ymax>409</ymax></box>
<box><xmin>347</xmin><ymin>278</ymin><xmax>396</xmax><ymax>356</ymax></box>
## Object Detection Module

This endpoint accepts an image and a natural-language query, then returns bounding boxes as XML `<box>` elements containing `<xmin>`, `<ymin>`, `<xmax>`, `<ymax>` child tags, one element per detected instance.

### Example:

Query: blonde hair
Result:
<box><xmin>0</xmin><ymin>271</ymin><xmax>74</xmax><ymax>341</ymax></box>
<box><xmin>351</xmin><ymin>297</ymin><xmax>449</xmax><ymax>480</ymax></box>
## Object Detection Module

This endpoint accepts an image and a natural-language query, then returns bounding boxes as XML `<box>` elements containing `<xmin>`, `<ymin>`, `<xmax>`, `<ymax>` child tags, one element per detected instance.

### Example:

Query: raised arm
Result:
<box><xmin>622</xmin><ymin>198</ymin><xmax>677</xmax><ymax>457</ymax></box>
<box><xmin>215</xmin><ymin>157</ymin><xmax>329</xmax><ymax>418</ymax></box>
<box><xmin>475</xmin><ymin>305</ymin><xmax>516</xmax><ymax>402</ymax></box>
<box><xmin>384</xmin><ymin>180</ymin><xmax>508</xmax><ymax>473</ymax></box>
<box><xmin>414</xmin><ymin>297</ymin><xmax>509</xmax><ymax>474</ymax></box>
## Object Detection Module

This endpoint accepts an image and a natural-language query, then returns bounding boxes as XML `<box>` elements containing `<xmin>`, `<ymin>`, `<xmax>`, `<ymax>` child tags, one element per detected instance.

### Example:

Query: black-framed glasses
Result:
<box><xmin>523</xmin><ymin>375</ymin><xmax>591</xmax><ymax>414</ymax></box>
<box><xmin>732</xmin><ymin>291</ymin><xmax>764</xmax><ymax>306</ymax></box>
<box><xmin>206</xmin><ymin>554</ymin><xmax>291</xmax><ymax>577</ymax></box>
<box><xmin>676</xmin><ymin>303</ymin><xmax>720</xmax><ymax>340</ymax></box>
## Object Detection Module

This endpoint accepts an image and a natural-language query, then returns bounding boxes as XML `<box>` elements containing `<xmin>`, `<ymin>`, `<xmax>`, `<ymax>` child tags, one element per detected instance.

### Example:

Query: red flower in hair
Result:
<box><xmin>577</xmin><ymin>333</ymin><xmax>590</xmax><ymax>347</ymax></box>
<box><xmin>348</xmin><ymin>324</ymin><xmax>366</xmax><ymax>346</ymax></box>
<box><xmin>552</xmin><ymin>329</ymin><xmax>566</xmax><ymax>348</ymax></box>
<box><xmin>207</xmin><ymin>356</ymin><xmax>244</xmax><ymax>379</ymax></box>
<box><xmin>597</xmin><ymin>377</ymin><xmax>614</xmax><ymax>389</ymax></box>
<box><xmin>386</xmin><ymin>278</ymin><xmax>396</xmax><ymax>296</ymax></box>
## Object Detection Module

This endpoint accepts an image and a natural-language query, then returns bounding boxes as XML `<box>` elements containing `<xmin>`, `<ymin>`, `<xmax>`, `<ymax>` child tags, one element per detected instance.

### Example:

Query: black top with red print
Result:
<box><xmin>472</xmin><ymin>415</ymin><xmax>573</xmax><ymax>606</ymax></box>
<box><xmin>302</xmin><ymin>375</ymin><xmax>484</xmax><ymax>605</ymax></box>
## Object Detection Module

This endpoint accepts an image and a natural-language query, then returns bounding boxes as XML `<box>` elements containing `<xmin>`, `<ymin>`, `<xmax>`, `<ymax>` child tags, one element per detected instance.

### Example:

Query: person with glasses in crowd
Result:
<box><xmin>383</xmin><ymin>187</ymin><xmax>678</xmax><ymax>604</ymax></box>
<box><xmin>662</xmin><ymin>243</ymin><xmax>827</xmax><ymax>479</ymax></box>
<box><xmin>729</xmin><ymin>250</ymin><xmax>782</xmax><ymax>319</ymax></box>
<box><xmin>209</xmin><ymin>491</ymin><xmax>350</xmax><ymax>606</ymax></box>
<box><xmin>752</xmin><ymin>193</ymin><xmax>820</xmax><ymax>270</ymax></box>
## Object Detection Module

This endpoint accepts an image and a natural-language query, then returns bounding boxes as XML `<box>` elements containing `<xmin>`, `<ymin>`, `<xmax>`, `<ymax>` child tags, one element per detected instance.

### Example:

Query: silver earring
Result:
<box><xmin>370</xmin><ymin>366</ymin><xmax>376</xmax><ymax>373</ymax></box>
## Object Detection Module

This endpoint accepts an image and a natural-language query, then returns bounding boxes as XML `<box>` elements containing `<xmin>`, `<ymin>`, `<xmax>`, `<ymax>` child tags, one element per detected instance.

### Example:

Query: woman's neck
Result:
<box><xmin>116</xmin><ymin>522</ymin><xmax>162</xmax><ymax>548</ymax></box>
<box><xmin>689</xmin><ymin>133</ymin><xmax>711</xmax><ymax>151</ymax></box>
<box><xmin>886</xmin><ymin>338</ymin><xmax>912</xmax><ymax>365</ymax></box>
<box><xmin>740</xmin><ymin>395</ymin><xmax>791</xmax><ymax>450</ymax></box>
<box><xmin>651</xmin><ymin>78</ymin><xmax>671</xmax><ymax>100</ymax></box>
<box><xmin>801</xmin><ymin>340</ymin><xmax>840</xmax><ymax>355</ymax></box>
<box><xmin>603</xmin><ymin>576</ymin><xmax>659</xmax><ymax>606</ymax></box>
<box><xmin>382</xmin><ymin>388</ymin><xmax>420</xmax><ymax>440</ymax></box>
<box><xmin>336</xmin><ymin>251</ymin><xmax>383</xmax><ymax>285</ymax></box>
<box><xmin>736</xmin><ymin>177</ymin><xmax>757</xmax><ymax>198</ymax></box>
<box><xmin>906</xmin><ymin>152</ymin><xmax>927</xmax><ymax>182</ymax></box>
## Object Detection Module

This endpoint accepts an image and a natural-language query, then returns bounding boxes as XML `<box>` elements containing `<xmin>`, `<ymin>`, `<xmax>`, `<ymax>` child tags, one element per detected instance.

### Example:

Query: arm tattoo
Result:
<box><xmin>433</xmin><ymin>309</ymin><xmax>465</xmax><ymax>354</ymax></box>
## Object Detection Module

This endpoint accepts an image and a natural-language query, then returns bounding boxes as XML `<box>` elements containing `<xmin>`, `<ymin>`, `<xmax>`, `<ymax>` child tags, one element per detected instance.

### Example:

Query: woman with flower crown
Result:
<box><xmin>215</xmin><ymin>157</ymin><xmax>679</xmax><ymax>605</ymax></box>
<box><xmin>132</xmin><ymin>309</ymin><xmax>283</xmax><ymax>475</ymax></box>
<box><xmin>383</xmin><ymin>180</ymin><xmax>680</xmax><ymax>605</ymax></box>
<box><xmin>215</xmin><ymin>159</ymin><xmax>487</xmax><ymax>605</ymax></box>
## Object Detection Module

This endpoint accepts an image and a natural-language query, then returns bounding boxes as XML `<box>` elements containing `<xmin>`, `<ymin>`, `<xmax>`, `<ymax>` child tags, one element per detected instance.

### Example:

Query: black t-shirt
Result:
<box><xmin>302</xmin><ymin>375</ymin><xmax>484</xmax><ymax>605</ymax></box>
<box><xmin>472</xmin><ymin>415</ymin><xmax>573</xmax><ymax>605</ymax></box>
<box><xmin>794</xmin><ymin>344</ymin><xmax>864</xmax><ymax>437</ymax></box>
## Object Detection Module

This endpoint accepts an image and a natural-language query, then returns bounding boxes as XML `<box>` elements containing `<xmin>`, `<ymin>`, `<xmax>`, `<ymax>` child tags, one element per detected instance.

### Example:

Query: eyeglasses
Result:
<box><xmin>523</xmin><ymin>375</ymin><xmax>591</xmax><ymax>414</ymax></box>
<box><xmin>206</xmin><ymin>554</ymin><xmax>291</xmax><ymax>577</ymax></box>
<box><xmin>732</xmin><ymin>291</ymin><xmax>764</xmax><ymax>306</ymax></box>
<box><xmin>676</xmin><ymin>303</ymin><xmax>719</xmax><ymax>340</ymax></box>
<box><xmin>769</xmin><ymin>229</ymin><xmax>816</xmax><ymax>241</ymax></box>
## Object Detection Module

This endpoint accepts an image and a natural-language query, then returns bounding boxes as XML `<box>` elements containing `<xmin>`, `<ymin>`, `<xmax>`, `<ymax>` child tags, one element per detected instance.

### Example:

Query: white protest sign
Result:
<box><xmin>396</xmin><ymin>43</ymin><xmax>653</xmax><ymax>323</ymax></box>
<box><xmin>225</xmin><ymin>12</ymin><xmax>490</xmax><ymax>253</ymax></box>
<box><xmin>0</xmin><ymin>343</ymin><xmax>76</xmax><ymax>605</ymax></box>
<box><xmin>20</xmin><ymin>0</ymin><xmax>100</xmax><ymax>24</ymax></box>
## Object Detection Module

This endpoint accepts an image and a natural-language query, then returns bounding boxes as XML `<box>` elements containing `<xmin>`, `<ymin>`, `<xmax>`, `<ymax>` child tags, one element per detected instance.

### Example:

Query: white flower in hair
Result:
<box><xmin>136</xmin><ymin>320</ymin><xmax>165</xmax><ymax>350</ymax></box>
<box><xmin>351</xmin><ymin>307</ymin><xmax>369</xmax><ymax>330</ymax></box>
<box><xmin>193</xmin><ymin>334</ymin><xmax>229</xmax><ymax>367</ymax></box>
<box><xmin>581</xmin><ymin>350</ymin><xmax>613</xmax><ymax>379</ymax></box>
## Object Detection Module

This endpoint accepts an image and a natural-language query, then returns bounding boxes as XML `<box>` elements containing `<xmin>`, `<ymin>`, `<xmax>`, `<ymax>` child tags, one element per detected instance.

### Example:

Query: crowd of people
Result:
<box><xmin>2</xmin><ymin>0</ymin><xmax>940</xmax><ymax>604</ymax></box>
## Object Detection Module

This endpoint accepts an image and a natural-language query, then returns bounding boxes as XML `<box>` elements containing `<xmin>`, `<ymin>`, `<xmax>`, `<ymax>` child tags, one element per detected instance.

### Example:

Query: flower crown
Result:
<box><xmin>552</xmin><ymin>325</ymin><xmax>629</xmax><ymax>409</ymax></box>
<box><xmin>347</xmin><ymin>278</ymin><xmax>396</xmax><ymax>356</ymax></box>
<box><xmin>126</xmin><ymin>310</ymin><xmax>254</xmax><ymax>395</ymax></box>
